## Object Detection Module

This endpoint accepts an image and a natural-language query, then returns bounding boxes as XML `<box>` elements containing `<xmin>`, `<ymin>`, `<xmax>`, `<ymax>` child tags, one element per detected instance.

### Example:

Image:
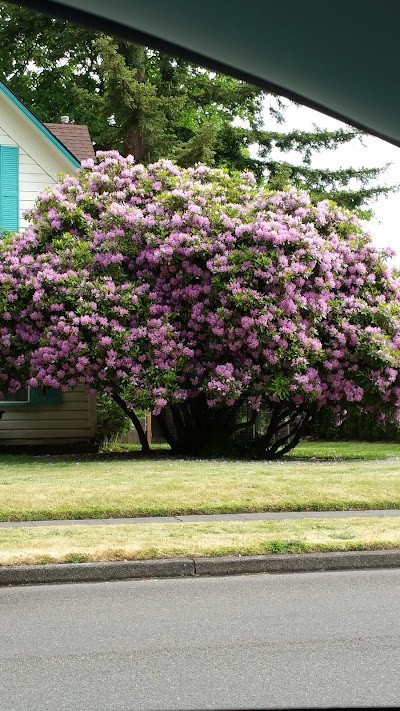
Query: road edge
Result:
<box><xmin>1</xmin><ymin>549</ymin><xmax>400</xmax><ymax>586</ymax></box>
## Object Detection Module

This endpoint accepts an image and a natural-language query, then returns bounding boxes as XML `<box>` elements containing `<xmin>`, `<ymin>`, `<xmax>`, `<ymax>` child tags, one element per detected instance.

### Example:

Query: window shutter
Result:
<box><xmin>0</xmin><ymin>146</ymin><xmax>19</xmax><ymax>232</ymax></box>
<box><xmin>29</xmin><ymin>388</ymin><xmax>62</xmax><ymax>405</ymax></box>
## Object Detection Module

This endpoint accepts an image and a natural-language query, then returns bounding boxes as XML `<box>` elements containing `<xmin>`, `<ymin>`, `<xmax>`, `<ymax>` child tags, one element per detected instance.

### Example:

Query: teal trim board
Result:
<box><xmin>29</xmin><ymin>388</ymin><xmax>62</xmax><ymax>405</ymax></box>
<box><xmin>0</xmin><ymin>387</ymin><xmax>62</xmax><ymax>406</ymax></box>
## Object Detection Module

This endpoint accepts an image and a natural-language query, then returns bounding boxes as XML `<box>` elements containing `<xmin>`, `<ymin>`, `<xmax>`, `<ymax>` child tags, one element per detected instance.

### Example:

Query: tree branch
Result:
<box><xmin>155</xmin><ymin>410</ymin><xmax>178</xmax><ymax>451</ymax></box>
<box><xmin>112</xmin><ymin>393</ymin><xmax>150</xmax><ymax>453</ymax></box>
<box><xmin>269</xmin><ymin>406</ymin><xmax>316</xmax><ymax>457</ymax></box>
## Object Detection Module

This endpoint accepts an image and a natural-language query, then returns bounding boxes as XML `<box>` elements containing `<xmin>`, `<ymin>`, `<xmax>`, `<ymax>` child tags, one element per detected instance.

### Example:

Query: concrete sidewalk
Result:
<box><xmin>1</xmin><ymin>508</ymin><xmax>400</xmax><ymax>528</ymax></box>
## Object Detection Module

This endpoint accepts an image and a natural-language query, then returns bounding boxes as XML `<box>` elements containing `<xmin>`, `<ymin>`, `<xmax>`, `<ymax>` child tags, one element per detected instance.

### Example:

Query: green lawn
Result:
<box><xmin>2</xmin><ymin>516</ymin><xmax>400</xmax><ymax>566</ymax></box>
<box><xmin>1</xmin><ymin>441</ymin><xmax>400</xmax><ymax>521</ymax></box>
<box><xmin>290</xmin><ymin>440</ymin><xmax>400</xmax><ymax>460</ymax></box>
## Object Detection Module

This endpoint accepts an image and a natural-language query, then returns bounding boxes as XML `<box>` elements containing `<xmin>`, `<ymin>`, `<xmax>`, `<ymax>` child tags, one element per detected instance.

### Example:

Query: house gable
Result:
<box><xmin>0</xmin><ymin>81</ymin><xmax>80</xmax><ymax>171</ymax></box>
<box><xmin>0</xmin><ymin>81</ymin><xmax>82</xmax><ymax>231</ymax></box>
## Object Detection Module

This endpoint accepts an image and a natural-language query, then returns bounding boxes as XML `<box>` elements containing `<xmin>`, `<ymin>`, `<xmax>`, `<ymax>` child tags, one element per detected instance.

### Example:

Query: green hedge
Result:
<box><xmin>310</xmin><ymin>405</ymin><xmax>400</xmax><ymax>442</ymax></box>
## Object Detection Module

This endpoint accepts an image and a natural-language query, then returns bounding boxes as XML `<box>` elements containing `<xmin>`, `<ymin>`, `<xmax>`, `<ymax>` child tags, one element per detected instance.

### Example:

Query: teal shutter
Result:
<box><xmin>29</xmin><ymin>388</ymin><xmax>62</xmax><ymax>405</ymax></box>
<box><xmin>0</xmin><ymin>146</ymin><xmax>19</xmax><ymax>232</ymax></box>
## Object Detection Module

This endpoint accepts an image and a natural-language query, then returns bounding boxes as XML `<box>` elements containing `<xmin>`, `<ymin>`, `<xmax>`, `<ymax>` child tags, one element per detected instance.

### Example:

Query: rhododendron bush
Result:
<box><xmin>1</xmin><ymin>151</ymin><xmax>400</xmax><ymax>457</ymax></box>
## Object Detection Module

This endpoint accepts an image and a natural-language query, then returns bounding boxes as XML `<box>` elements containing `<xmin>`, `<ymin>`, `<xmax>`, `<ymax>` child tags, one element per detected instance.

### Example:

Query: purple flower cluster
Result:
<box><xmin>1</xmin><ymin>151</ymin><xmax>400</xmax><ymax>421</ymax></box>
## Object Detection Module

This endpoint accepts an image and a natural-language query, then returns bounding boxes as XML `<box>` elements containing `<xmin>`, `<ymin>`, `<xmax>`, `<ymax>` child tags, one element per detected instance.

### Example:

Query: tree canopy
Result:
<box><xmin>0</xmin><ymin>1</ymin><xmax>393</xmax><ymax>215</ymax></box>
<box><xmin>0</xmin><ymin>153</ymin><xmax>399</xmax><ymax>457</ymax></box>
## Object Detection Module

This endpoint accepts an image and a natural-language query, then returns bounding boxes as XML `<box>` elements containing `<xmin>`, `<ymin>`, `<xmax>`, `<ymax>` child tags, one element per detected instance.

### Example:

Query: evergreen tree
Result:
<box><xmin>0</xmin><ymin>1</ymin><xmax>393</xmax><ymax>215</ymax></box>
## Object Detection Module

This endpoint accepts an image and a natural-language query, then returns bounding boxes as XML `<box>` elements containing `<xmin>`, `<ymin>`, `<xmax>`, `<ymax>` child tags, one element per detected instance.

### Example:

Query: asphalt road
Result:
<box><xmin>1</xmin><ymin>569</ymin><xmax>400</xmax><ymax>710</ymax></box>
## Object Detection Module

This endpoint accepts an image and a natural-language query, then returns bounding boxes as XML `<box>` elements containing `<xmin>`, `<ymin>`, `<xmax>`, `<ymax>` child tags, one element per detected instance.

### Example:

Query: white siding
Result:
<box><xmin>0</xmin><ymin>125</ymin><xmax>57</xmax><ymax>228</ymax></box>
<box><xmin>0</xmin><ymin>386</ymin><xmax>96</xmax><ymax>445</ymax></box>
<box><xmin>0</xmin><ymin>96</ymin><xmax>97</xmax><ymax>445</ymax></box>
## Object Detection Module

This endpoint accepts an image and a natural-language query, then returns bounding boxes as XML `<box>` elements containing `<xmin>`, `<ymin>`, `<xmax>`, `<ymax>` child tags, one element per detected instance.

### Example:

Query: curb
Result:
<box><xmin>1</xmin><ymin>549</ymin><xmax>400</xmax><ymax>586</ymax></box>
<box><xmin>0</xmin><ymin>558</ymin><xmax>194</xmax><ymax>586</ymax></box>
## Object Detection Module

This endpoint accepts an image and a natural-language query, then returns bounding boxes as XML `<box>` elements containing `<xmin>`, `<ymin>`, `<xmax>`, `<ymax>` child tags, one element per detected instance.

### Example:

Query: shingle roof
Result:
<box><xmin>43</xmin><ymin>123</ymin><xmax>95</xmax><ymax>163</ymax></box>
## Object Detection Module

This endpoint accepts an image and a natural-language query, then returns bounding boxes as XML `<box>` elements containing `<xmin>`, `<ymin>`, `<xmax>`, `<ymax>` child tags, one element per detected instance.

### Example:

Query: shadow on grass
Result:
<box><xmin>13</xmin><ymin>451</ymin><xmax>370</xmax><ymax>464</ymax></box>
<box><xmin>1</xmin><ymin>440</ymin><xmax>399</xmax><ymax>465</ymax></box>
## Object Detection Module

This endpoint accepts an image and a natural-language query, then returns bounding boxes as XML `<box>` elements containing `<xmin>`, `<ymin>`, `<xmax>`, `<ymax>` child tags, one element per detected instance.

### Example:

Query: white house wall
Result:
<box><xmin>0</xmin><ymin>386</ymin><xmax>96</xmax><ymax>445</ymax></box>
<box><xmin>0</xmin><ymin>96</ymin><xmax>97</xmax><ymax>446</ymax></box>
<box><xmin>0</xmin><ymin>125</ymin><xmax>59</xmax><ymax>228</ymax></box>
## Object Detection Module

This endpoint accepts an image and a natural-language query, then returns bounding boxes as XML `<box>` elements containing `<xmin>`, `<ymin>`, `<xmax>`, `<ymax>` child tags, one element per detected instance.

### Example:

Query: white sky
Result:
<box><xmin>261</xmin><ymin>99</ymin><xmax>400</xmax><ymax>266</ymax></box>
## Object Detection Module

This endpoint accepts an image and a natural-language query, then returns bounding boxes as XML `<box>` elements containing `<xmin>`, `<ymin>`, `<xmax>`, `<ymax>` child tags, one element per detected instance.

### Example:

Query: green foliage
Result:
<box><xmin>265</xmin><ymin>161</ymin><xmax>393</xmax><ymax>218</ymax></box>
<box><xmin>95</xmin><ymin>392</ymin><xmax>131</xmax><ymax>445</ymax></box>
<box><xmin>0</xmin><ymin>1</ymin><xmax>395</xmax><ymax>212</ymax></box>
<box><xmin>310</xmin><ymin>405</ymin><xmax>400</xmax><ymax>442</ymax></box>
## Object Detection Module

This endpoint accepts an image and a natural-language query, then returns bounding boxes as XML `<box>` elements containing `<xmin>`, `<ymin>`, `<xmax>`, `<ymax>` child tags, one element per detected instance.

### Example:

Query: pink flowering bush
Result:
<box><xmin>1</xmin><ymin>151</ymin><xmax>400</xmax><ymax>457</ymax></box>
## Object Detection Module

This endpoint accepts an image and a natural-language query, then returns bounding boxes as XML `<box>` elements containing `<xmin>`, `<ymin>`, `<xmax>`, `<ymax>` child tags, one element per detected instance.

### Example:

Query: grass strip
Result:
<box><xmin>1</xmin><ymin>517</ymin><xmax>400</xmax><ymax>566</ymax></box>
<box><xmin>2</xmin><ymin>454</ymin><xmax>400</xmax><ymax>520</ymax></box>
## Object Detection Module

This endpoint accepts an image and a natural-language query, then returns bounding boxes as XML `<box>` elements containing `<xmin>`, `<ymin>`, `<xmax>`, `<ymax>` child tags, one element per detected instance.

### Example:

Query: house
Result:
<box><xmin>0</xmin><ymin>80</ymin><xmax>97</xmax><ymax>451</ymax></box>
